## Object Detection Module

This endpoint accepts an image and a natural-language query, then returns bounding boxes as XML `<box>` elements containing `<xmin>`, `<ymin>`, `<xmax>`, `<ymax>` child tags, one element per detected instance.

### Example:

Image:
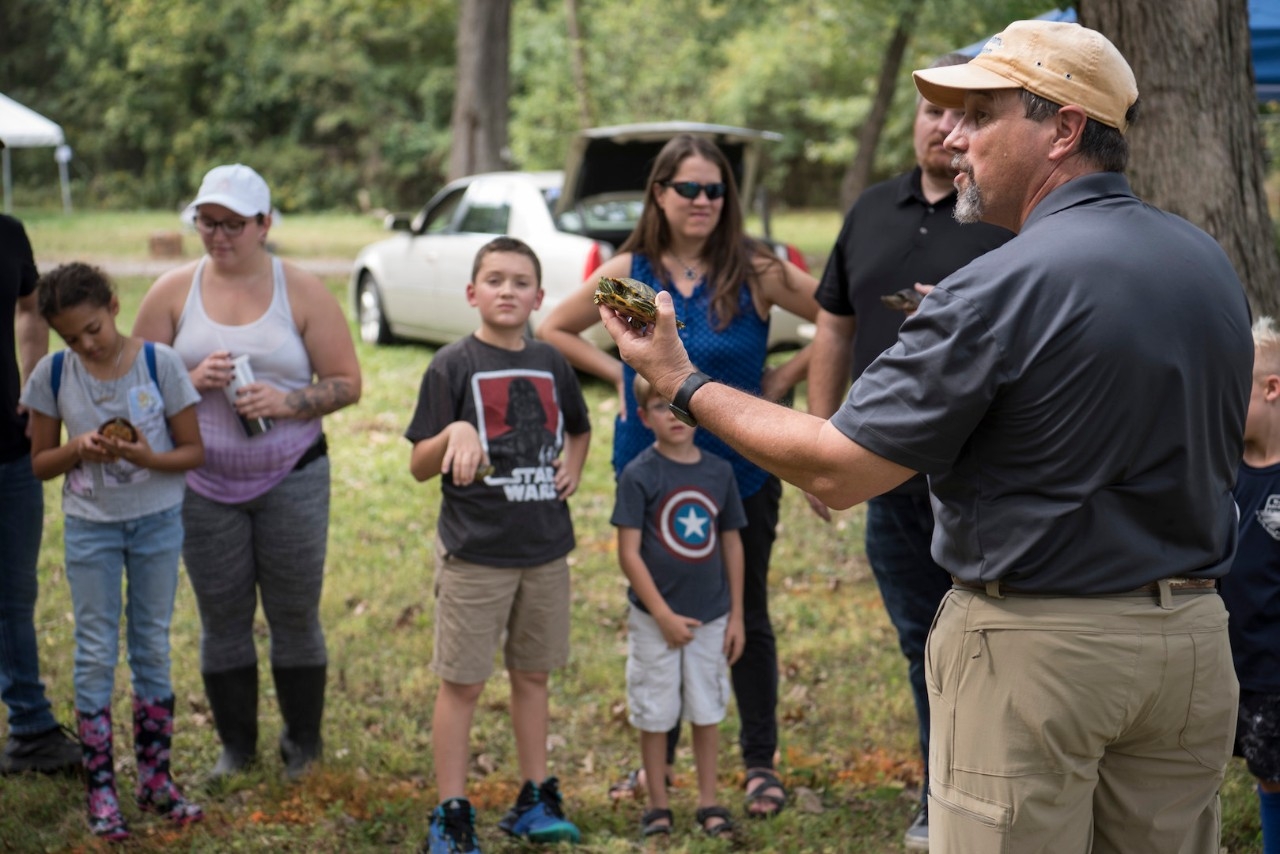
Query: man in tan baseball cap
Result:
<box><xmin>898</xmin><ymin>19</ymin><xmax>1246</xmax><ymax>854</ymax></box>
<box><xmin>914</xmin><ymin>20</ymin><xmax>1138</xmax><ymax>133</ymax></box>
<box><xmin>908</xmin><ymin>20</ymin><xmax>1141</xmax><ymax>235</ymax></box>
<box><xmin>592</xmin><ymin>16</ymin><xmax>1249</xmax><ymax>854</ymax></box>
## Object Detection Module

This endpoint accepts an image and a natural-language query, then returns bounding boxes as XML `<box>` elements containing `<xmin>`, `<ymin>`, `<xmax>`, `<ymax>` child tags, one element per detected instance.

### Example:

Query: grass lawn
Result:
<box><xmin>0</xmin><ymin>213</ymin><xmax>1265</xmax><ymax>852</ymax></box>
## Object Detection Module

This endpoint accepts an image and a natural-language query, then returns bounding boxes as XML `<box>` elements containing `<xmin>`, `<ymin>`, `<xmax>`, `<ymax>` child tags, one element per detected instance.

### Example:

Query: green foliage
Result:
<box><xmin>1</xmin><ymin>0</ymin><xmax>1087</xmax><ymax>212</ymax></box>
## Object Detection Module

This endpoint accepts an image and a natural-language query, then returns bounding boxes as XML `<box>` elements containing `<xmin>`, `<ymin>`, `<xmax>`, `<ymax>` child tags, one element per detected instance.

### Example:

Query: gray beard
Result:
<box><xmin>953</xmin><ymin>180</ymin><xmax>982</xmax><ymax>224</ymax></box>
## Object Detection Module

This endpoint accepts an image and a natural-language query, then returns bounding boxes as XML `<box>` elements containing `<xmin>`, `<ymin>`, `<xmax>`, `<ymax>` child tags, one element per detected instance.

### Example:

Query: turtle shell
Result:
<box><xmin>593</xmin><ymin>276</ymin><xmax>685</xmax><ymax>330</ymax></box>
<box><xmin>98</xmin><ymin>417</ymin><xmax>138</xmax><ymax>443</ymax></box>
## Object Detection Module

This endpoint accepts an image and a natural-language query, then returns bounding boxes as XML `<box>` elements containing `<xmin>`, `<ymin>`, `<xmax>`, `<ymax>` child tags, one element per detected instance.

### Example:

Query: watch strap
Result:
<box><xmin>668</xmin><ymin>370</ymin><xmax>713</xmax><ymax>427</ymax></box>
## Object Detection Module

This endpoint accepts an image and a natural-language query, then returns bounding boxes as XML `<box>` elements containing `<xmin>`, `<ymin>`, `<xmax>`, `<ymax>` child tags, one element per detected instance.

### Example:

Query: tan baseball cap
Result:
<box><xmin>913</xmin><ymin>20</ymin><xmax>1139</xmax><ymax>133</ymax></box>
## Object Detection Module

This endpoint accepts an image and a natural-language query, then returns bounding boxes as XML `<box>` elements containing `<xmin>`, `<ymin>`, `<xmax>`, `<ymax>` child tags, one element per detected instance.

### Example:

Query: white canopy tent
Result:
<box><xmin>0</xmin><ymin>93</ymin><xmax>72</xmax><ymax>214</ymax></box>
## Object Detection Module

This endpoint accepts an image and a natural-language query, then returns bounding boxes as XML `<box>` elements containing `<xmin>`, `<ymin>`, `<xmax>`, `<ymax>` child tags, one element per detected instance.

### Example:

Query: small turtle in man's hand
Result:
<box><xmin>593</xmin><ymin>277</ymin><xmax>685</xmax><ymax>330</ymax></box>
<box><xmin>879</xmin><ymin>288</ymin><xmax>923</xmax><ymax>311</ymax></box>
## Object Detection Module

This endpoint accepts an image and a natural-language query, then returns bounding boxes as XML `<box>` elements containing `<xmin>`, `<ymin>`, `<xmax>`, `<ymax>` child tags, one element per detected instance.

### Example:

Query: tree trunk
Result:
<box><xmin>838</xmin><ymin>0</ymin><xmax>924</xmax><ymax>213</ymax></box>
<box><xmin>1083</xmin><ymin>0</ymin><xmax>1280</xmax><ymax>316</ymax></box>
<box><xmin>565</xmin><ymin>0</ymin><xmax>594</xmax><ymax>128</ymax></box>
<box><xmin>448</xmin><ymin>0</ymin><xmax>512</xmax><ymax>181</ymax></box>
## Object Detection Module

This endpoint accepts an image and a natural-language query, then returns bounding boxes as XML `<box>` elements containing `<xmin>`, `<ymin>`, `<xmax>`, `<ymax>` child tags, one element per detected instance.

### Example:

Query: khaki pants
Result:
<box><xmin>926</xmin><ymin>588</ymin><xmax>1237</xmax><ymax>854</ymax></box>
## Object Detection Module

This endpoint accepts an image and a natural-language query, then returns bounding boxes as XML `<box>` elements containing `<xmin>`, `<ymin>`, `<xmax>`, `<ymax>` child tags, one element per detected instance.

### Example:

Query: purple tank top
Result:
<box><xmin>172</xmin><ymin>256</ymin><xmax>322</xmax><ymax>503</ymax></box>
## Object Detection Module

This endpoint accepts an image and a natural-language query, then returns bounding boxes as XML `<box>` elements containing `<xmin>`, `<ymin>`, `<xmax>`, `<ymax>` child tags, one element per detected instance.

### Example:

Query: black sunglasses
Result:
<box><xmin>661</xmin><ymin>180</ymin><xmax>727</xmax><ymax>201</ymax></box>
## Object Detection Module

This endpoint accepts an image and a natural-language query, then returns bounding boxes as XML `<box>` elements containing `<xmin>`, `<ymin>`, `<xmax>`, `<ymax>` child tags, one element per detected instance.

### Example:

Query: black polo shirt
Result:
<box><xmin>0</xmin><ymin>215</ymin><xmax>38</xmax><ymax>464</ymax></box>
<box><xmin>833</xmin><ymin>172</ymin><xmax>1253</xmax><ymax>594</ymax></box>
<box><xmin>815</xmin><ymin>167</ymin><xmax>1012</xmax><ymax>380</ymax></box>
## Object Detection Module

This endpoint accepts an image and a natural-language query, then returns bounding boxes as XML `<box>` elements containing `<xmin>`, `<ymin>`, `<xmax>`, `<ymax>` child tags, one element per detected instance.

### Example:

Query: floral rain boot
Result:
<box><xmin>132</xmin><ymin>695</ymin><xmax>203</xmax><ymax>825</ymax></box>
<box><xmin>78</xmin><ymin>707</ymin><xmax>130</xmax><ymax>841</ymax></box>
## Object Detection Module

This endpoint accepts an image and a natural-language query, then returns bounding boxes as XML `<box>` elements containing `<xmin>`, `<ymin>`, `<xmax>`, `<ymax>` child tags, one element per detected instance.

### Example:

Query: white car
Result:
<box><xmin>350</xmin><ymin>123</ymin><xmax>810</xmax><ymax>352</ymax></box>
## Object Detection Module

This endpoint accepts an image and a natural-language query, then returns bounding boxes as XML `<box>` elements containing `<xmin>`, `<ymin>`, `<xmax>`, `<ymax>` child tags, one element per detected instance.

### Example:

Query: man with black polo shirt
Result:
<box><xmin>807</xmin><ymin>52</ymin><xmax>1011</xmax><ymax>851</ymax></box>
<box><xmin>0</xmin><ymin>153</ymin><xmax>80</xmax><ymax>776</ymax></box>
<box><xmin>600</xmin><ymin>20</ymin><xmax>1252</xmax><ymax>853</ymax></box>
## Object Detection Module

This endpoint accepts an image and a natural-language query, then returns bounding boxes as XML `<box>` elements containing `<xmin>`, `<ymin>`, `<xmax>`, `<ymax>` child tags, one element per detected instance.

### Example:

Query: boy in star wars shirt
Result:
<box><xmin>610</xmin><ymin>374</ymin><xmax>745</xmax><ymax>839</ymax></box>
<box><xmin>1222</xmin><ymin>316</ymin><xmax>1280</xmax><ymax>854</ymax></box>
<box><xmin>405</xmin><ymin>237</ymin><xmax>589</xmax><ymax>853</ymax></box>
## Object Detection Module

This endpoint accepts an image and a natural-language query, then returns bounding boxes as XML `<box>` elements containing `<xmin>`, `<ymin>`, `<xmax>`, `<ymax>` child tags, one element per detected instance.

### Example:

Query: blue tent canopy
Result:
<box><xmin>1253</xmin><ymin>0</ymin><xmax>1280</xmax><ymax>101</ymax></box>
<box><xmin>960</xmin><ymin>3</ymin><xmax>1280</xmax><ymax>103</ymax></box>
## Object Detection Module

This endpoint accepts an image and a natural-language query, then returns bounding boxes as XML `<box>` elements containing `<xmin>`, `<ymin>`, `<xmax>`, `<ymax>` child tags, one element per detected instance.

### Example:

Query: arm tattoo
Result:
<box><xmin>286</xmin><ymin>378</ymin><xmax>356</xmax><ymax>418</ymax></box>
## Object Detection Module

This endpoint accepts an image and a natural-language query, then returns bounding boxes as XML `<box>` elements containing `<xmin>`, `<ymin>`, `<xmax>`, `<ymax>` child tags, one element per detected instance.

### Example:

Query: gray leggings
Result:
<box><xmin>182</xmin><ymin>459</ymin><xmax>330</xmax><ymax>673</ymax></box>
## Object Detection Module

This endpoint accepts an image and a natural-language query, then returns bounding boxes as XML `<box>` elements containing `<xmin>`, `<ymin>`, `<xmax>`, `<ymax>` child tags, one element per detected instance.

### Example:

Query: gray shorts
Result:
<box><xmin>626</xmin><ymin>603</ymin><xmax>731</xmax><ymax>732</ymax></box>
<box><xmin>1235</xmin><ymin>689</ymin><xmax>1280</xmax><ymax>782</ymax></box>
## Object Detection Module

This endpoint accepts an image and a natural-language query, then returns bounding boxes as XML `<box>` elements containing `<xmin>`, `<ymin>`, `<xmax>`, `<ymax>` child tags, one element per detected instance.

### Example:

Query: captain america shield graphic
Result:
<box><xmin>657</xmin><ymin>488</ymin><xmax>718</xmax><ymax>561</ymax></box>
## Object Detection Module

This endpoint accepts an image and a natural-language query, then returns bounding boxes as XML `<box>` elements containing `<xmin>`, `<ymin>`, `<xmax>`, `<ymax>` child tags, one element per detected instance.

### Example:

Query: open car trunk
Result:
<box><xmin>554</xmin><ymin>121</ymin><xmax>783</xmax><ymax>247</ymax></box>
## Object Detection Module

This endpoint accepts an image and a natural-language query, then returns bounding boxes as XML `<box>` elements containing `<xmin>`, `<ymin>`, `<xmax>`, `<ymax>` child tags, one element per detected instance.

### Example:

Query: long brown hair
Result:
<box><xmin>618</xmin><ymin>134</ymin><xmax>777</xmax><ymax>330</ymax></box>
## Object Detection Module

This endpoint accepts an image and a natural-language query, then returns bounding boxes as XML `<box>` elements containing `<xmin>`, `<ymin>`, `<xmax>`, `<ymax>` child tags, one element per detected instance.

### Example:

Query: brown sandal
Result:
<box><xmin>696</xmin><ymin>805</ymin><xmax>735</xmax><ymax>839</ymax></box>
<box><xmin>641</xmin><ymin>807</ymin><xmax>673</xmax><ymax>837</ymax></box>
<box><xmin>744</xmin><ymin>768</ymin><xmax>787</xmax><ymax>818</ymax></box>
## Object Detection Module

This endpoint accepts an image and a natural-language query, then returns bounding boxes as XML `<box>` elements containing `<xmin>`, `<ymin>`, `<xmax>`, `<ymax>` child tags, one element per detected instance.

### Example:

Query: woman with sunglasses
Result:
<box><xmin>538</xmin><ymin>133</ymin><xmax>818</xmax><ymax>818</ymax></box>
<box><xmin>132</xmin><ymin>164</ymin><xmax>361</xmax><ymax>783</ymax></box>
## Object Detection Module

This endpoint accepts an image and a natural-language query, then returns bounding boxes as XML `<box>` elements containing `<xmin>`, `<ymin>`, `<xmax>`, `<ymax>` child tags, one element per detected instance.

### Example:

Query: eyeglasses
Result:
<box><xmin>661</xmin><ymin>180</ymin><xmax>727</xmax><ymax>201</ymax></box>
<box><xmin>194</xmin><ymin>215</ymin><xmax>260</xmax><ymax>237</ymax></box>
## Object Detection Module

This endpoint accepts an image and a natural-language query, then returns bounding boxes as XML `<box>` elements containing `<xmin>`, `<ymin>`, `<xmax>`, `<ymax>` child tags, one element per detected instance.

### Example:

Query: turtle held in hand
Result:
<box><xmin>593</xmin><ymin>276</ymin><xmax>685</xmax><ymax>330</ymax></box>
<box><xmin>98</xmin><ymin>417</ymin><xmax>138</xmax><ymax>443</ymax></box>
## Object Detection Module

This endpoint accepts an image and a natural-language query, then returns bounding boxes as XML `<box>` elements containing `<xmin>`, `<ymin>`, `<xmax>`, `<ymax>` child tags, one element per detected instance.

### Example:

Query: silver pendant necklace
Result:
<box><xmin>89</xmin><ymin>339</ymin><xmax>128</xmax><ymax>404</ymax></box>
<box><xmin>670</xmin><ymin>252</ymin><xmax>702</xmax><ymax>281</ymax></box>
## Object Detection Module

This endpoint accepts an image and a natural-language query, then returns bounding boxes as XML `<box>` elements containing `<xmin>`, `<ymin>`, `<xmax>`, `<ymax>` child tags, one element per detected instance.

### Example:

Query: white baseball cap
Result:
<box><xmin>181</xmin><ymin>163</ymin><xmax>271</xmax><ymax>223</ymax></box>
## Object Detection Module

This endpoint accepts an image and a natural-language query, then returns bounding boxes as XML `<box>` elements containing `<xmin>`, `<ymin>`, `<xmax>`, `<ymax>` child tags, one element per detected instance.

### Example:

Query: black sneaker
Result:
<box><xmin>1</xmin><ymin>725</ymin><xmax>81</xmax><ymax>775</ymax></box>
<box><xmin>423</xmin><ymin>797</ymin><xmax>481</xmax><ymax>854</ymax></box>
<box><xmin>497</xmin><ymin>777</ymin><xmax>581</xmax><ymax>843</ymax></box>
<box><xmin>903</xmin><ymin>801</ymin><xmax>929</xmax><ymax>851</ymax></box>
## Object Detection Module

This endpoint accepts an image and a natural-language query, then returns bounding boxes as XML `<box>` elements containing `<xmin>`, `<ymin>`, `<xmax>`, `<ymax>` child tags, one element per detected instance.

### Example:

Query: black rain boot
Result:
<box><xmin>272</xmin><ymin>664</ymin><xmax>326</xmax><ymax>781</ymax></box>
<box><xmin>78</xmin><ymin>707</ymin><xmax>129</xmax><ymax>841</ymax></box>
<box><xmin>132</xmin><ymin>694</ymin><xmax>203</xmax><ymax>824</ymax></box>
<box><xmin>201</xmin><ymin>665</ymin><xmax>259</xmax><ymax>782</ymax></box>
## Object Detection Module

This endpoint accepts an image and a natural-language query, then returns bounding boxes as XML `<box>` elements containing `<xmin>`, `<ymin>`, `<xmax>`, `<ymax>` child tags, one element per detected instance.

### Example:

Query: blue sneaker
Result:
<box><xmin>423</xmin><ymin>798</ymin><xmax>481</xmax><ymax>854</ymax></box>
<box><xmin>497</xmin><ymin>777</ymin><xmax>581</xmax><ymax>843</ymax></box>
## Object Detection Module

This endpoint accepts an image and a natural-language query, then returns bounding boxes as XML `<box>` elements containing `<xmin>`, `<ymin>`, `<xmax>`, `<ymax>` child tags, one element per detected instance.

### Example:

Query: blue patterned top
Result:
<box><xmin>612</xmin><ymin>253</ymin><xmax>770</xmax><ymax>499</ymax></box>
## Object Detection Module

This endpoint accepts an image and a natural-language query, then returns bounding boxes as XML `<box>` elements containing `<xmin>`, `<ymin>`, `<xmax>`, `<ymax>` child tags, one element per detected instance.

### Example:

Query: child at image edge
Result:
<box><xmin>1221</xmin><ymin>315</ymin><xmax>1280</xmax><ymax>854</ymax></box>
<box><xmin>20</xmin><ymin>263</ymin><xmax>204</xmax><ymax>841</ymax></box>
<box><xmin>405</xmin><ymin>237</ymin><xmax>590</xmax><ymax>853</ymax></box>
<box><xmin>611</xmin><ymin>373</ymin><xmax>746</xmax><ymax>839</ymax></box>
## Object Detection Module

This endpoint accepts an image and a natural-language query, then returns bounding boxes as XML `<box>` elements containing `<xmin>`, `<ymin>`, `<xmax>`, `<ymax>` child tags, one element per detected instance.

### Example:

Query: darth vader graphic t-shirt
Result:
<box><xmin>406</xmin><ymin>335</ymin><xmax>589</xmax><ymax>567</ymax></box>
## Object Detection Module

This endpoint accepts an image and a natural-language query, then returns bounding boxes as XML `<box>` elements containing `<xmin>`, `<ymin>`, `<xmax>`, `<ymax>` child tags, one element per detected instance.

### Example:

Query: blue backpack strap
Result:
<box><xmin>51</xmin><ymin>350</ymin><xmax>65</xmax><ymax>400</ymax></box>
<box><xmin>144</xmin><ymin>341</ymin><xmax>158</xmax><ymax>386</ymax></box>
<box><xmin>51</xmin><ymin>344</ymin><xmax>156</xmax><ymax>401</ymax></box>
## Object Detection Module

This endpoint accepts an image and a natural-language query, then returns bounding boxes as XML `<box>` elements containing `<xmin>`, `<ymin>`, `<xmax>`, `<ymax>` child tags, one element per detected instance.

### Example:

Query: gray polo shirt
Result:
<box><xmin>832</xmin><ymin>172</ymin><xmax>1252</xmax><ymax>594</ymax></box>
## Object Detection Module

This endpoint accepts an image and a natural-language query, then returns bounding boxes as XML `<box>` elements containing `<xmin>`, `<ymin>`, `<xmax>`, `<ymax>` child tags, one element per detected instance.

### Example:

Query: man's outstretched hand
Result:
<box><xmin>598</xmin><ymin>290</ymin><xmax>696</xmax><ymax>402</ymax></box>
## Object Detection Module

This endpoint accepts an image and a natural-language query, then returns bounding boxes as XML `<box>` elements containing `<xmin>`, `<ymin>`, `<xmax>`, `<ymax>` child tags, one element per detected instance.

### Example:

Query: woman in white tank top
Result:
<box><xmin>132</xmin><ymin>164</ymin><xmax>361</xmax><ymax>782</ymax></box>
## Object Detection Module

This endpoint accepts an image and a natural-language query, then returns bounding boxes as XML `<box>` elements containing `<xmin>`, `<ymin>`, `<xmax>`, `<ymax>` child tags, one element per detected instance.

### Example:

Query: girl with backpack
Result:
<box><xmin>19</xmin><ymin>262</ymin><xmax>204</xmax><ymax>840</ymax></box>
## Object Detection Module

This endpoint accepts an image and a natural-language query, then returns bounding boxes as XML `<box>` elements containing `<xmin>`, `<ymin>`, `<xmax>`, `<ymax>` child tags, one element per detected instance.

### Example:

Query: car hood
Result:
<box><xmin>556</xmin><ymin>121</ymin><xmax>782</xmax><ymax>229</ymax></box>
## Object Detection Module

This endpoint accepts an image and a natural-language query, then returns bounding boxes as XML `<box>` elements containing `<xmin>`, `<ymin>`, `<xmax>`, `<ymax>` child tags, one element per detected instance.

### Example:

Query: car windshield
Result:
<box><xmin>555</xmin><ymin>194</ymin><xmax>644</xmax><ymax>237</ymax></box>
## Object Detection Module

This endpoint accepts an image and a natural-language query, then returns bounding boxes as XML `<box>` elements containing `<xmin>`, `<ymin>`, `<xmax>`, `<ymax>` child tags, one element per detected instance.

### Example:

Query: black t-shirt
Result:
<box><xmin>405</xmin><ymin>334</ymin><xmax>590</xmax><ymax>567</ymax></box>
<box><xmin>815</xmin><ymin>168</ymin><xmax>1012</xmax><ymax>380</ymax></box>
<box><xmin>834</xmin><ymin>172</ymin><xmax>1253</xmax><ymax>594</ymax></box>
<box><xmin>0</xmin><ymin>215</ymin><xmax>39</xmax><ymax>464</ymax></box>
<box><xmin>1222</xmin><ymin>461</ymin><xmax>1280</xmax><ymax>693</ymax></box>
<box><xmin>816</xmin><ymin>168</ymin><xmax>1011</xmax><ymax>496</ymax></box>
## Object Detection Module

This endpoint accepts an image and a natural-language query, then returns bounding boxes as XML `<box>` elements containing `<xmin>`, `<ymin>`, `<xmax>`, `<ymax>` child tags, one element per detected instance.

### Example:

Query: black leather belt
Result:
<box><xmin>293</xmin><ymin>434</ymin><xmax>328</xmax><ymax>471</ymax></box>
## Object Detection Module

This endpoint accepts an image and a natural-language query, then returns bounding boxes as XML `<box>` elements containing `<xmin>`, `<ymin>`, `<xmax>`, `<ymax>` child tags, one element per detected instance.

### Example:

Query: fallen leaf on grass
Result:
<box><xmin>396</xmin><ymin>603</ymin><xmax>424</xmax><ymax>629</ymax></box>
<box><xmin>794</xmin><ymin>786</ymin><xmax>825</xmax><ymax>814</ymax></box>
